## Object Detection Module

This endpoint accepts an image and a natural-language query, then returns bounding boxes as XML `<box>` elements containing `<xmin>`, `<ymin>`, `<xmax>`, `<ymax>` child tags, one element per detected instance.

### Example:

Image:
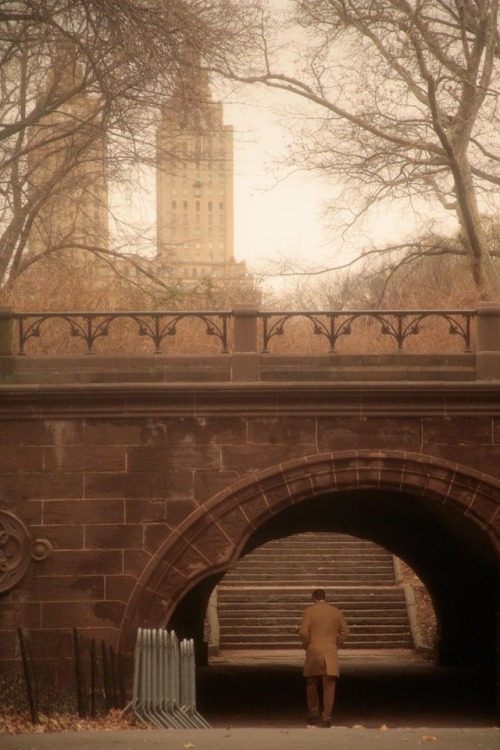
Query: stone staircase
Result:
<box><xmin>217</xmin><ymin>532</ymin><xmax>415</xmax><ymax>650</ymax></box>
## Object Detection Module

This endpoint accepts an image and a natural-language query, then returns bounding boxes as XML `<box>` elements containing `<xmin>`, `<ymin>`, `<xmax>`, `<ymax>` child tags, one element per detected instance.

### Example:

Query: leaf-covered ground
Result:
<box><xmin>398</xmin><ymin>560</ymin><xmax>437</xmax><ymax>649</ymax></box>
<box><xmin>0</xmin><ymin>708</ymin><xmax>143</xmax><ymax>735</ymax></box>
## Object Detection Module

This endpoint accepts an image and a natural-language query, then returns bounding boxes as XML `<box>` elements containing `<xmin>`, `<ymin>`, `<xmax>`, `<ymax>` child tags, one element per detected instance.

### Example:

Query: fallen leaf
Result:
<box><xmin>422</xmin><ymin>736</ymin><xmax>437</xmax><ymax>742</ymax></box>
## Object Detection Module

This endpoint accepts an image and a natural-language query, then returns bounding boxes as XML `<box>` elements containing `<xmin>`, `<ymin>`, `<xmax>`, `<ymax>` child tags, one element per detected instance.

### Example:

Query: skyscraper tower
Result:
<box><xmin>156</xmin><ymin>61</ymin><xmax>246</xmax><ymax>283</ymax></box>
<box><xmin>27</xmin><ymin>44</ymin><xmax>108</xmax><ymax>271</ymax></box>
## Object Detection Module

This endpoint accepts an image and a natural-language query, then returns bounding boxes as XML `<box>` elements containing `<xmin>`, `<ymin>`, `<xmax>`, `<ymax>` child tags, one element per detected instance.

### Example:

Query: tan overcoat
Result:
<box><xmin>299</xmin><ymin>601</ymin><xmax>350</xmax><ymax>677</ymax></box>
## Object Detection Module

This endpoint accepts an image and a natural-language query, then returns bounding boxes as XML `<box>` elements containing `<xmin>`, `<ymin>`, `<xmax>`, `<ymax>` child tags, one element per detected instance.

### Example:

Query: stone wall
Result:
<box><xmin>1</xmin><ymin>381</ymin><xmax>499</xmax><ymax>684</ymax></box>
<box><xmin>1</xmin><ymin>303</ymin><xmax>500</xmax><ymax>685</ymax></box>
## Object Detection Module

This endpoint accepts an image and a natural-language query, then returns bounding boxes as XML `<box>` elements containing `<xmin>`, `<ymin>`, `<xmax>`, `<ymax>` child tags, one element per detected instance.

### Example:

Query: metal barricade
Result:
<box><xmin>123</xmin><ymin>628</ymin><xmax>210</xmax><ymax>729</ymax></box>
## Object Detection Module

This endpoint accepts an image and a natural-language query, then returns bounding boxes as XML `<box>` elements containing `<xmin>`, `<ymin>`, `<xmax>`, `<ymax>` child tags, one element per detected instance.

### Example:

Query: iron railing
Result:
<box><xmin>10</xmin><ymin>309</ymin><xmax>477</xmax><ymax>355</ymax></box>
<box><xmin>260</xmin><ymin>310</ymin><xmax>476</xmax><ymax>353</ymax></box>
<box><xmin>13</xmin><ymin>311</ymin><xmax>231</xmax><ymax>355</ymax></box>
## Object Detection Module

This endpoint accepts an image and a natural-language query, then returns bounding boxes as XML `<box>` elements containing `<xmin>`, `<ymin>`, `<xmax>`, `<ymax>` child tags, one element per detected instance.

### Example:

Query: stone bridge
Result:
<box><xmin>0</xmin><ymin>305</ymin><xmax>499</xmax><ymax>687</ymax></box>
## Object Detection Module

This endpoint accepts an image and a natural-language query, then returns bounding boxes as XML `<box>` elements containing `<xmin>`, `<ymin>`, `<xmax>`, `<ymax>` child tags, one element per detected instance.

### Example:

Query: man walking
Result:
<box><xmin>299</xmin><ymin>588</ymin><xmax>350</xmax><ymax>728</ymax></box>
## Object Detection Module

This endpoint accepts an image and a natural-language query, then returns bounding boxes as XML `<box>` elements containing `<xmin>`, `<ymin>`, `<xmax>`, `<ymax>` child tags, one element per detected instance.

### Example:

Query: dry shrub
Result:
<box><xmin>15</xmin><ymin>314</ymin><xmax>227</xmax><ymax>356</ymax></box>
<box><xmin>262</xmin><ymin>253</ymin><xmax>483</xmax><ymax>355</ymax></box>
<box><xmin>398</xmin><ymin>560</ymin><xmax>438</xmax><ymax>650</ymax></box>
<box><xmin>262</xmin><ymin>316</ymin><xmax>329</xmax><ymax>355</ymax></box>
<box><xmin>260</xmin><ymin>312</ymin><xmax>475</xmax><ymax>355</ymax></box>
<box><xmin>2</xmin><ymin>252</ymin><xmax>484</xmax><ymax>356</ymax></box>
<box><xmin>3</xmin><ymin>258</ymin><xmax>249</xmax><ymax>355</ymax></box>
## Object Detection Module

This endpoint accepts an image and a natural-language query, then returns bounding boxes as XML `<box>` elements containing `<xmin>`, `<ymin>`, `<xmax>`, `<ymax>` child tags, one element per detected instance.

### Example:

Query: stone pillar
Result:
<box><xmin>206</xmin><ymin>588</ymin><xmax>220</xmax><ymax>657</ymax></box>
<box><xmin>0</xmin><ymin>307</ymin><xmax>14</xmax><ymax>356</ymax></box>
<box><xmin>476</xmin><ymin>302</ymin><xmax>500</xmax><ymax>380</ymax></box>
<box><xmin>231</xmin><ymin>305</ymin><xmax>260</xmax><ymax>382</ymax></box>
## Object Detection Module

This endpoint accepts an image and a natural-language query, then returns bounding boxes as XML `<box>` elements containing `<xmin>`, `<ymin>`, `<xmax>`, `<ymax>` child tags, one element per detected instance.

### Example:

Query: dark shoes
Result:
<box><xmin>307</xmin><ymin>716</ymin><xmax>332</xmax><ymax>728</ymax></box>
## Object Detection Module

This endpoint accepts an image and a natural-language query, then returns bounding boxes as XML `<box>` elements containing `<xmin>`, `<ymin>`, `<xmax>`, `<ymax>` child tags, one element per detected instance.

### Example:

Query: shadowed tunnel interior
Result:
<box><xmin>194</xmin><ymin>654</ymin><xmax>497</xmax><ymax>728</ymax></box>
<box><xmin>168</xmin><ymin>488</ymin><xmax>499</xmax><ymax>726</ymax></box>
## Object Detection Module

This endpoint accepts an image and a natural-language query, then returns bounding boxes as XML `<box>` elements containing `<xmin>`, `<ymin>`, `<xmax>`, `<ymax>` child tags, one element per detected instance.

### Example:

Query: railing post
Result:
<box><xmin>232</xmin><ymin>306</ymin><xmax>260</xmax><ymax>382</ymax></box>
<box><xmin>476</xmin><ymin>302</ymin><xmax>500</xmax><ymax>380</ymax></box>
<box><xmin>0</xmin><ymin>307</ymin><xmax>14</xmax><ymax>355</ymax></box>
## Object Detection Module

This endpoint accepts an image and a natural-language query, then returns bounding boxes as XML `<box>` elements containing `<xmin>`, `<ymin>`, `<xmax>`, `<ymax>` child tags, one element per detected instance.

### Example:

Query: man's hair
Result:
<box><xmin>312</xmin><ymin>588</ymin><xmax>326</xmax><ymax>601</ymax></box>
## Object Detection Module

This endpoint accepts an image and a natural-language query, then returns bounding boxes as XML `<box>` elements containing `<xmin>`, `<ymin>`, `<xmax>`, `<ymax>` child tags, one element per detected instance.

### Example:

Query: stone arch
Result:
<box><xmin>118</xmin><ymin>450</ymin><xmax>500</xmax><ymax>657</ymax></box>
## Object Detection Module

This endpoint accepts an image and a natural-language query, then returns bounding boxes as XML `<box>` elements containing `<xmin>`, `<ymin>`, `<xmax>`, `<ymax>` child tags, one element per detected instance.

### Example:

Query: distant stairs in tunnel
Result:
<box><xmin>217</xmin><ymin>532</ymin><xmax>415</xmax><ymax>650</ymax></box>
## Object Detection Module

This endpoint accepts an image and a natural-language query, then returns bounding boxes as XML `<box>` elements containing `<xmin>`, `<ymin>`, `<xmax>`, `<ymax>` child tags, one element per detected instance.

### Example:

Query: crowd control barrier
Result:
<box><xmin>123</xmin><ymin>628</ymin><xmax>210</xmax><ymax>729</ymax></box>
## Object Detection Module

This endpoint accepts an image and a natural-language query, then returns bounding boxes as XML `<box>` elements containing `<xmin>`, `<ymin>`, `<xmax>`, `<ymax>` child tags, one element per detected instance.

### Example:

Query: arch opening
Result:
<box><xmin>121</xmin><ymin>451</ymin><xmax>499</xmax><ymax>678</ymax></box>
<box><xmin>167</xmin><ymin>510</ymin><xmax>497</xmax><ymax>727</ymax></box>
<box><xmin>168</xmin><ymin>488</ymin><xmax>498</xmax><ymax>670</ymax></box>
<box><xmin>238</xmin><ymin>488</ymin><xmax>498</xmax><ymax>668</ymax></box>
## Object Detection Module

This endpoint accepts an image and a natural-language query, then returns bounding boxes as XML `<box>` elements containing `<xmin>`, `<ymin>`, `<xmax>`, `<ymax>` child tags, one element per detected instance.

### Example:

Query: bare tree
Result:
<box><xmin>0</xmin><ymin>0</ymin><xmax>255</xmax><ymax>290</ymax></box>
<box><xmin>224</xmin><ymin>0</ymin><xmax>500</xmax><ymax>296</ymax></box>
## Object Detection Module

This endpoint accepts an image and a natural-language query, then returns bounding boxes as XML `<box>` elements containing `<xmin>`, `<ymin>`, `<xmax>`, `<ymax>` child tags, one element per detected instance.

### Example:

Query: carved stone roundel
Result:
<box><xmin>0</xmin><ymin>510</ymin><xmax>52</xmax><ymax>594</ymax></box>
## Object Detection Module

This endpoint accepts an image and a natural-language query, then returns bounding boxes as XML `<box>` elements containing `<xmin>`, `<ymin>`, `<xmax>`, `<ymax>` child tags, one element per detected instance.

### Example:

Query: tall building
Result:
<box><xmin>27</xmin><ymin>48</ymin><xmax>254</xmax><ymax>299</ymax></box>
<box><xmin>27</xmin><ymin>45</ymin><xmax>108</xmax><ymax>271</ymax></box>
<box><xmin>156</xmin><ymin>63</ymin><xmax>246</xmax><ymax>284</ymax></box>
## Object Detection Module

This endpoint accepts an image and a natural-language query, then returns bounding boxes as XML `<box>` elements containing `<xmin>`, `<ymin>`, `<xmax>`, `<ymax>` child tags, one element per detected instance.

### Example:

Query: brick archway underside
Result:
<box><xmin>119</xmin><ymin>450</ymin><xmax>500</xmax><ymax>655</ymax></box>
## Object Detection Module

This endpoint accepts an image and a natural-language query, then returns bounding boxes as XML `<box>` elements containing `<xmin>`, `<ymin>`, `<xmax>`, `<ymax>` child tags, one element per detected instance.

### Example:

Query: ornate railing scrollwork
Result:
<box><xmin>260</xmin><ymin>310</ymin><xmax>475</xmax><ymax>353</ymax></box>
<box><xmin>15</xmin><ymin>311</ymin><xmax>230</xmax><ymax>355</ymax></box>
<box><xmin>0</xmin><ymin>510</ymin><xmax>52</xmax><ymax>594</ymax></box>
<box><xmin>13</xmin><ymin>308</ymin><xmax>476</xmax><ymax>355</ymax></box>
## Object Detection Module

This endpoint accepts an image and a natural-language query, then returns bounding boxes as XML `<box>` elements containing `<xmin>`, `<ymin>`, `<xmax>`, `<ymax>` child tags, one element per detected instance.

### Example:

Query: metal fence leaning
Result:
<box><xmin>123</xmin><ymin>628</ymin><xmax>210</xmax><ymax>729</ymax></box>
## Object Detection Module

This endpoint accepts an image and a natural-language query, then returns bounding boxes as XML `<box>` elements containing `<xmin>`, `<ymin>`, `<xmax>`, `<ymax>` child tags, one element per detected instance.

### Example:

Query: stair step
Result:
<box><xmin>224</xmin><ymin>568</ymin><xmax>395</xmax><ymax>571</ymax></box>
<box><xmin>217</xmin><ymin>532</ymin><xmax>414</xmax><ymax>652</ymax></box>
<box><xmin>231</xmin><ymin>568</ymin><xmax>393</xmax><ymax>574</ymax></box>
<box><xmin>223</xmin><ymin>579</ymin><xmax>396</xmax><ymax>585</ymax></box>
<box><xmin>221</xmin><ymin>634</ymin><xmax>414</xmax><ymax>646</ymax></box>
<box><xmin>236</xmin><ymin>552</ymin><xmax>393</xmax><ymax>559</ymax></box>
<box><xmin>260</xmin><ymin>536</ymin><xmax>380</xmax><ymax>545</ymax></box>
<box><xmin>217</xmin><ymin>614</ymin><xmax>412</xmax><ymax>626</ymax></box>
<box><xmin>219</xmin><ymin>625</ymin><xmax>412</xmax><ymax>637</ymax></box>
<box><xmin>248</xmin><ymin>550</ymin><xmax>386</xmax><ymax>557</ymax></box>
<box><xmin>218</xmin><ymin>591</ymin><xmax>407</xmax><ymax>601</ymax></box>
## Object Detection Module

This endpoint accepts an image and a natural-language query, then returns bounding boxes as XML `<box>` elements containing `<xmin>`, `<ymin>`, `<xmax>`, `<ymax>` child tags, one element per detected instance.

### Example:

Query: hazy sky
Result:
<box><xmin>222</xmin><ymin>85</ymin><xmax>420</xmax><ymax>279</ymax></box>
<box><xmin>222</xmin><ymin>1</ymin><xmax>332</xmax><ymax>273</ymax></box>
<box><xmin>217</xmin><ymin>0</ymin><xmax>456</xmax><ymax>281</ymax></box>
<box><xmin>225</xmin><ymin>94</ymin><xmax>330</xmax><ymax>271</ymax></box>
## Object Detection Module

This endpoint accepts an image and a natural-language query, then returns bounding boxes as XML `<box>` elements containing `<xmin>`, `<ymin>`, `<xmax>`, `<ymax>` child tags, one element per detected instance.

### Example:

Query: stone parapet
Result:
<box><xmin>0</xmin><ymin>352</ymin><xmax>477</xmax><ymax>385</ymax></box>
<box><xmin>0</xmin><ymin>307</ymin><xmax>13</xmax><ymax>356</ymax></box>
<box><xmin>476</xmin><ymin>302</ymin><xmax>500</xmax><ymax>380</ymax></box>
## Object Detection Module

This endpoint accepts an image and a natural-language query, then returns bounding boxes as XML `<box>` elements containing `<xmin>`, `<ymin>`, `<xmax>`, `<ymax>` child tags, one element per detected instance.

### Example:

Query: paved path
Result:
<box><xmin>1</xmin><ymin>727</ymin><xmax>499</xmax><ymax>750</ymax></box>
<box><xmin>197</xmin><ymin>649</ymin><xmax>497</xmax><ymax>729</ymax></box>
<box><xmin>2</xmin><ymin>650</ymin><xmax>497</xmax><ymax>748</ymax></box>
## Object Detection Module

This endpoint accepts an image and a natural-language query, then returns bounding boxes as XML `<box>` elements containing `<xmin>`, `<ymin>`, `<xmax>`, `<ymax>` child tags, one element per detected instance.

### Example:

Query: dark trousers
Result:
<box><xmin>306</xmin><ymin>675</ymin><xmax>337</xmax><ymax>719</ymax></box>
